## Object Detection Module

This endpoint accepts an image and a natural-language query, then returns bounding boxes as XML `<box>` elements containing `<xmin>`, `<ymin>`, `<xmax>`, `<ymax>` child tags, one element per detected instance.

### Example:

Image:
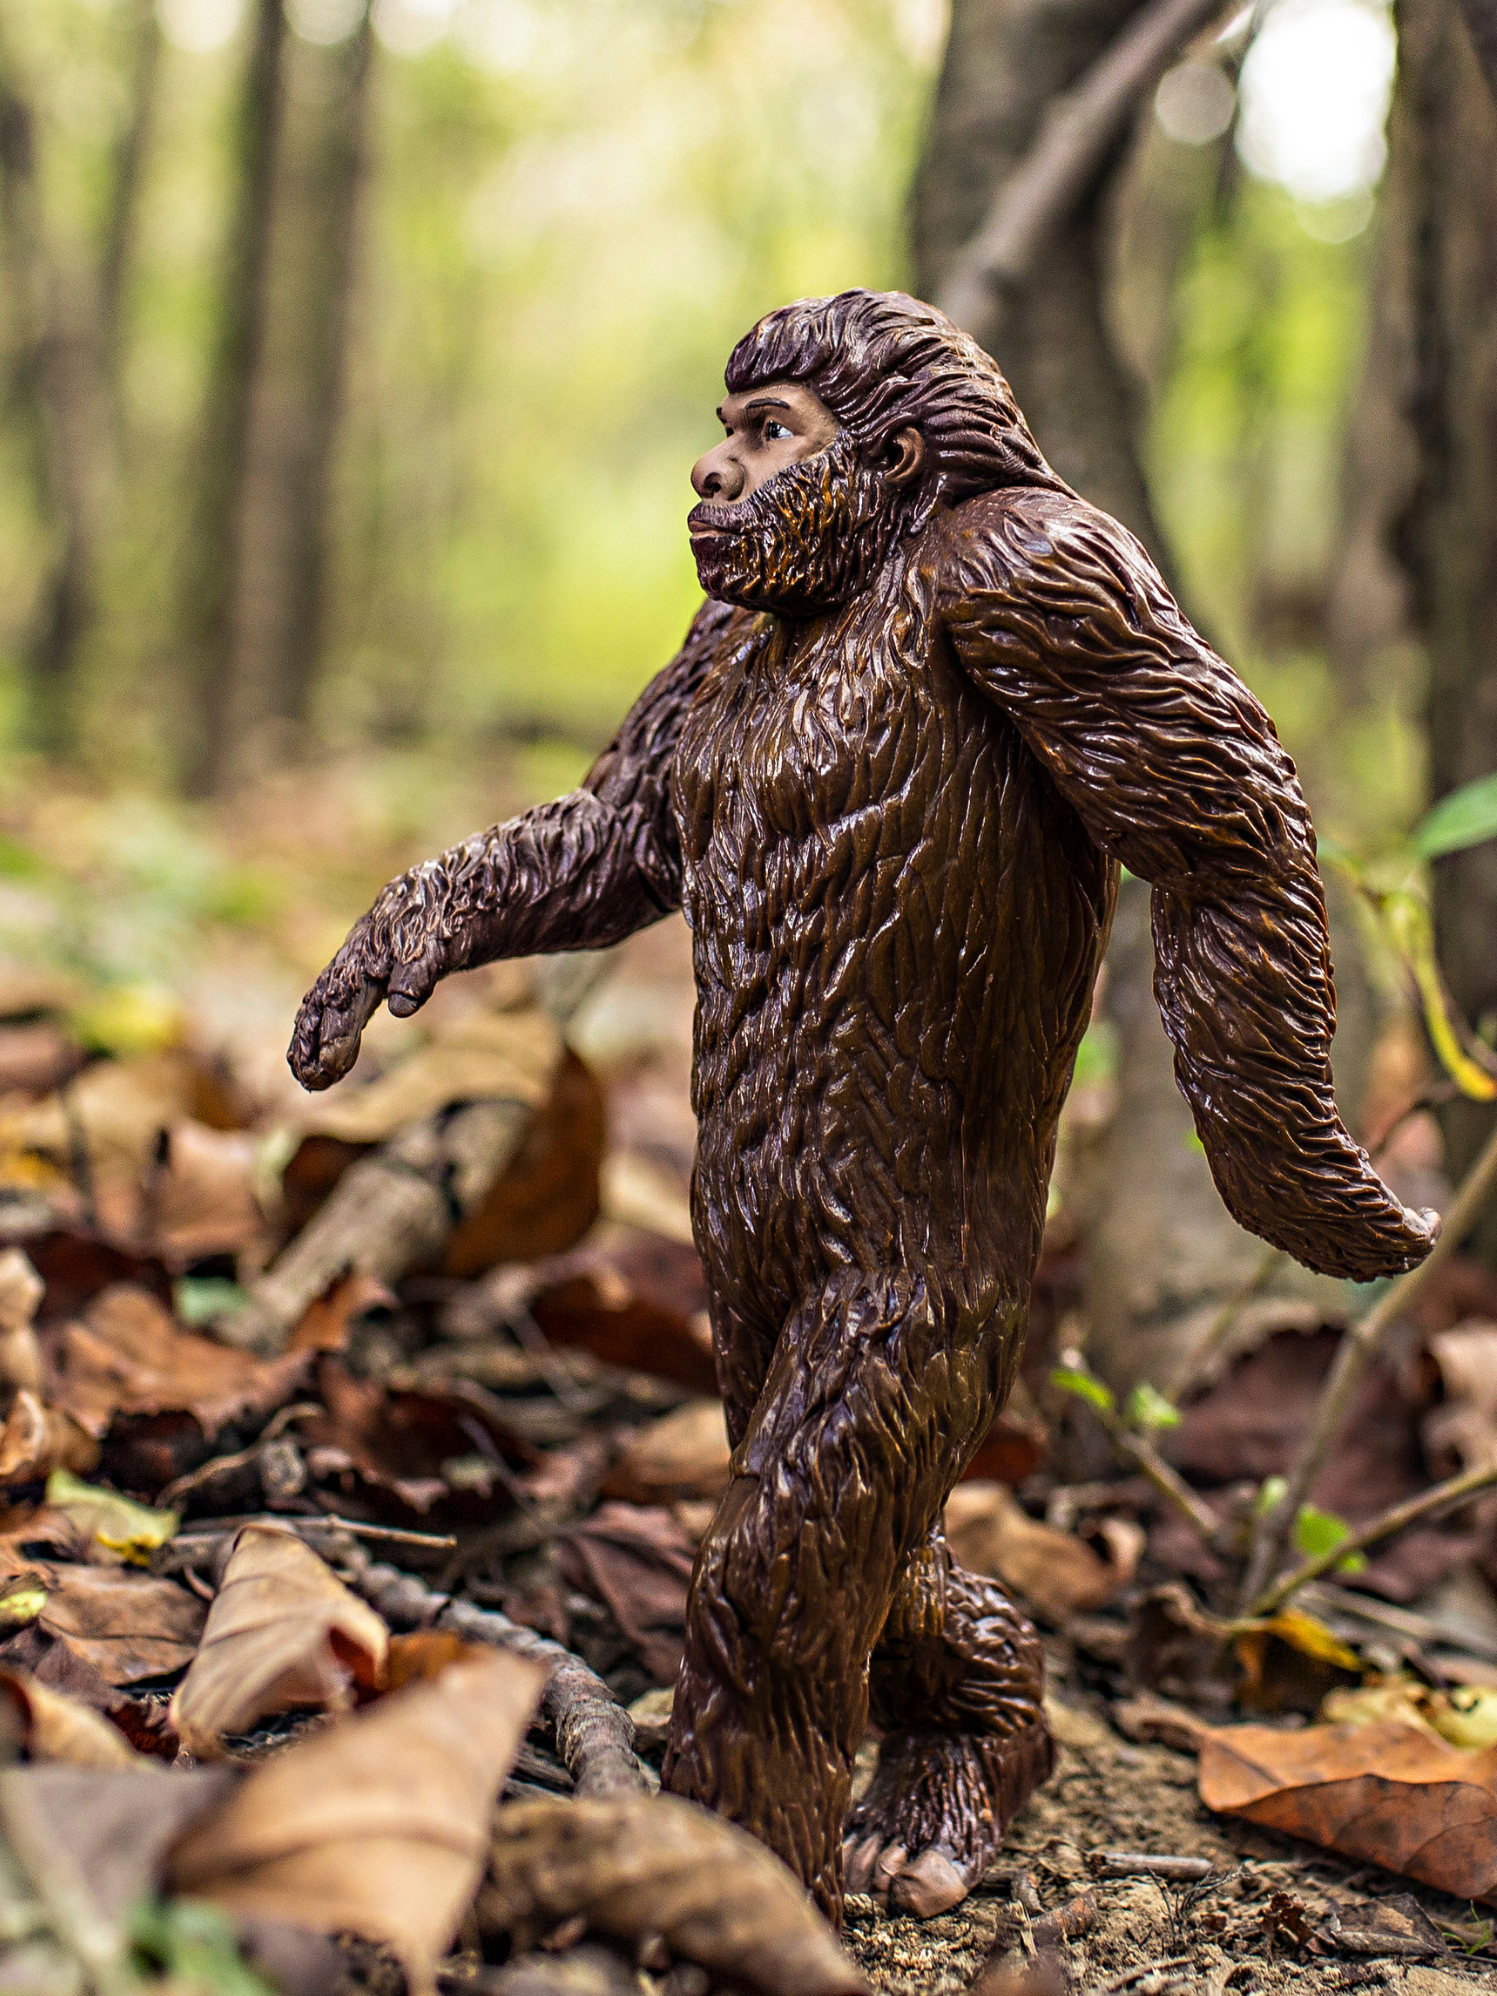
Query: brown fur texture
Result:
<box><xmin>290</xmin><ymin>290</ymin><xmax>1434</xmax><ymax>1926</ymax></box>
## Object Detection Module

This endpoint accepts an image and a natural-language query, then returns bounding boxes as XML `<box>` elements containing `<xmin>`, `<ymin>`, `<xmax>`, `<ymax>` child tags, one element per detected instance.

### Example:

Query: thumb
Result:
<box><xmin>386</xmin><ymin>945</ymin><xmax>443</xmax><ymax>1019</ymax></box>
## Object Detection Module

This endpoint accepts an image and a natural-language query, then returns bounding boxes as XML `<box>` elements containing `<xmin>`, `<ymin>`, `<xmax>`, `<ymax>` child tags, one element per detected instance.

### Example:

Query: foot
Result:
<box><xmin>843</xmin><ymin>1717</ymin><xmax>1054</xmax><ymax>1917</ymax></box>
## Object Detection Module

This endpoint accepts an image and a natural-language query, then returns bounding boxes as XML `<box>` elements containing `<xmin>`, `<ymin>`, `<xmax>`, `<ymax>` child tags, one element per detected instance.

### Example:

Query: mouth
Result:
<box><xmin>688</xmin><ymin>501</ymin><xmax>742</xmax><ymax>541</ymax></box>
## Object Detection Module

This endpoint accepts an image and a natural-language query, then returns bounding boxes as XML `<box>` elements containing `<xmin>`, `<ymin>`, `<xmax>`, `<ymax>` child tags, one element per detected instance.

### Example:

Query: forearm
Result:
<box><xmin>366</xmin><ymin>788</ymin><xmax>678</xmax><ymax>976</ymax></box>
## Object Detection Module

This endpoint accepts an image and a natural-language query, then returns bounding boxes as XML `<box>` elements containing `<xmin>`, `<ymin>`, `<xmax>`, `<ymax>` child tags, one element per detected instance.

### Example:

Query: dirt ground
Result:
<box><xmin>839</xmin><ymin>1678</ymin><xmax>1496</xmax><ymax>1996</ymax></box>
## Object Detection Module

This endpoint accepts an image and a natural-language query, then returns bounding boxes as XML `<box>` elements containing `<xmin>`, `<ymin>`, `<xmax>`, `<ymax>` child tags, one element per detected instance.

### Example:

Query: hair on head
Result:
<box><xmin>725</xmin><ymin>289</ymin><xmax>1070</xmax><ymax>515</ymax></box>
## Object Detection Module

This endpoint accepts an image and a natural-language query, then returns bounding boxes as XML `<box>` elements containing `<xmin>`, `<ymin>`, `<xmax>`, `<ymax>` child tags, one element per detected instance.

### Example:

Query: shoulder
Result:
<box><xmin>926</xmin><ymin>486</ymin><xmax>1171</xmax><ymax>619</ymax></box>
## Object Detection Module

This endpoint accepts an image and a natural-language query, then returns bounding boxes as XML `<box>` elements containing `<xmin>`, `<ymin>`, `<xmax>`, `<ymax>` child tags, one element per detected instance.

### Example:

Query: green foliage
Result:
<box><xmin>129</xmin><ymin>1897</ymin><xmax>276</xmax><ymax>1996</ymax></box>
<box><xmin>1124</xmin><ymin>1381</ymin><xmax>1181</xmax><ymax>1431</ymax></box>
<box><xmin>1292</xmin><ymin>1501</ymin><xmax>1367</xmax><ymax>1574</ymax></box>
<box><xmin>1409</xmin><ymin>772</ymin><xmax>1497</xmax><ymax>860</ymax></box>
<box><xmin>1050</xmin><ymin>1366</ymin><xmax>1117</xmax><ymax>1415</ymax></box>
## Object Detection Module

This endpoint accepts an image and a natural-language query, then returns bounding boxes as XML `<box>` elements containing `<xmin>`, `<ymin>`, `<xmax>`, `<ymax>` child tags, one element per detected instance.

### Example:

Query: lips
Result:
<box><xmin>688</xmin><ymin>501</ymin><xmax>742</xmax><ymax>541</ymax></box>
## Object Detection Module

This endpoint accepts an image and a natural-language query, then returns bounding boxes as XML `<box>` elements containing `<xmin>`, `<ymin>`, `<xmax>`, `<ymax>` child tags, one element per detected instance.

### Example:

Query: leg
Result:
<box><xmin>661</xmin><ymin>1270</ymin><xmax>1006</xmax><ymax>1923</ymax></box>
<box><xmin>846</xmin><ymin>1534</ymin><xmax>1053</xmax><ymax>1915</ymax></box>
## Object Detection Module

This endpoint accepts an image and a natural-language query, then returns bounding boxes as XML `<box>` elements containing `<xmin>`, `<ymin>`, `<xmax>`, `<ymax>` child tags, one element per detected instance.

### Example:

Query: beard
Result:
<box><xmin>688</xmin><ymin>434</ymin><xmax>907</xmax><ymax>616</ymax></box>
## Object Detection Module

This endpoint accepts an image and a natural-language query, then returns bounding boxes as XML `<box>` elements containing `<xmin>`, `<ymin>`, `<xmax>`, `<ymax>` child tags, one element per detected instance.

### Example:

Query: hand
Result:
<box><xmin>287</xmin><ymin>908</ymin><xmax>448</xmax><ymax>1091</ymax></box>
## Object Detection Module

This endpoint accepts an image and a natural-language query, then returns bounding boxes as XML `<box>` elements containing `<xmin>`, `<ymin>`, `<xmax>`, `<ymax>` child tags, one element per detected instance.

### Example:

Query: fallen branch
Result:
<box><xmin>331</xmin><ymin>1538</ymin><xmax>651</xmax><ymax>1799</ymax></box>
<box><xmin>223</xmin><ymin>950</ymin><xmax>613</xmax><ymax>1355</ymax></box>
<box><xmin>1245</xmin><ymin>1459</ymin><xmax>1497</xmax><ymax>1621</ymax></box>
<box><xmin>936</xmin><ymin>0</ymin><xmax>1232</xmax><ymax>348</ymax></box>
<box><xmin>1092</xmin><ymin>1854</ymin><xmax>1215</xmax><ymax>1882</ymax></box>
<box><xmin>1238</xmin><ymin>1113</ymin><xmax>1497</xmax><ymax>1611</ymax></box>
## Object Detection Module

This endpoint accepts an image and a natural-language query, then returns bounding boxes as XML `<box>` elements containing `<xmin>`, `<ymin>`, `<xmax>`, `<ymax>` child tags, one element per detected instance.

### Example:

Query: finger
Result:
<box><xmin>889</xmin><ymin>1848</ymin><xmax>967</xmax><ymax>1918</ymax></box>
<box><xmin>386</xmin><ymin>944</ymin><xmax>444</xmax><ymax>1019</ymax></box>
<box><xmin>844</xmin><ymin>1835</ymin><xmax>882</xmax><ymax>1896</ymax></box>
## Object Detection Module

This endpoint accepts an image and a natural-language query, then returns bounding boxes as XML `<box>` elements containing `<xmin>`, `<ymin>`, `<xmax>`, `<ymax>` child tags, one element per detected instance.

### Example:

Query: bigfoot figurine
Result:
<box><xmin>290</xmin><ymin>292</ymin><xmax>1435</xmax><ymax>1924</ymax></box>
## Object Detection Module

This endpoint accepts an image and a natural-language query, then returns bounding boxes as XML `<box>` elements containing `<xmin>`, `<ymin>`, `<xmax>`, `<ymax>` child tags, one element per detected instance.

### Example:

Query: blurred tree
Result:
<box><xmin>208</xmin><ymin>7</ymin><xmax>375</xmax><ymax>780</ymax></box>
<box><xmin>1376</xmin><ymin>0</ymin><xmax>1497</xmax><ymax>1258</ymax></box>
<box><xmin>0</xmin><ymin>2</ymin><xmax>154</xmax><ymax>757</ymax></box>
<box><xmin>180</xmin><ymin>0</ymin><xmax>288</xmax><ymax>796</ymax></box>
<box><xmin>915</xmin><ymin>0</ymin><xmax>1345</xmax><ymax>1397</ymax></box>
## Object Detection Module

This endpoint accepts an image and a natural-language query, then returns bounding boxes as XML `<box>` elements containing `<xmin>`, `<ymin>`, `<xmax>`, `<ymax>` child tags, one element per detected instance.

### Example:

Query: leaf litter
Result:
<box><xmin>0</xmin><ymin>910</ymin><xmax>1493</xmax><ymax>1994</ymax></box>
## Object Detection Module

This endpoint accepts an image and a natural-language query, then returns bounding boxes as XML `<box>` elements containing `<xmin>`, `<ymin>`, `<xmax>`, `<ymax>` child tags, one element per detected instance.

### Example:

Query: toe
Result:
<box><xmin>889</xmin><ymin>1847</ymin><xmax>970</xmax><ymax>1918</ymax></box>
<box><xmin>871</xmin><ymin>1842</ymin><xmax>909</xmax><ymax>1899</ymax></box>
<box><xmin>843</xmin><ymin>1835</ymin><xmax>883</xmax><ymax>1896</ymax></box>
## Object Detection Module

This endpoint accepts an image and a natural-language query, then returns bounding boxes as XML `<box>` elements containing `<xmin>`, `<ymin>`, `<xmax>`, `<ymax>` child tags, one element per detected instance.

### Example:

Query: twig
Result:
<box><xmin>1244</xmin><ymin>1460</ymin><xmax>1497</xmax><ymax>1620</ymax></box>
<box><xmin>1115</xmin><ymin>1429</ymin><xmax>1223</xmax><ymax>1544</ymax></box>
<box><xmin>1238</xmin><ymin>1113</ymin><xmax>1497</xmax><ymax>1611</ymax></box>
<box><xmin>1093</xmin><ymin>1853</ymin><xmax>1215</xmax><ymax>1881</ymax></box>
<box><xmin>330</xmin><ymin>1538</ymin><xmax>651</xmax><ymax>1798</ymax></box>
<box><xmin>936</xmin><ymin>0</ymin><xmax>1234</xmax><ymax>347</ymax></box>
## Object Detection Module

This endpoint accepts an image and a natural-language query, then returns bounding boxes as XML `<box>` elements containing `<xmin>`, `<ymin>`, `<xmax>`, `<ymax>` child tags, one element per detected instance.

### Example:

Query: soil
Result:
<box><xmin>842</xmin><ymin>1686</ymin><xmax>1497</xmax><ymax>1996</ymax></box>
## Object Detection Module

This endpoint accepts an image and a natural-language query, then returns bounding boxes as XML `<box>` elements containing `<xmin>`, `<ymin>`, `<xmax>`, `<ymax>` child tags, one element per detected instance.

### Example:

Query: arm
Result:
<box><xmin>938</xmin><ymin>491</ymin><xmax>1436</xmax><ymax>1281</ymax></box>
<box><xmin>289</xmin><ymin>599</ymin><xmax>730</xmax><ymax>1090</ymax></box>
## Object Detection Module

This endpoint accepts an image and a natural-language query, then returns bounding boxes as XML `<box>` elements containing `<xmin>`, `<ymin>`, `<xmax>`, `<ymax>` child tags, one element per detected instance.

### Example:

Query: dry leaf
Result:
<box><xmin>169</xmin><ymin>1522</ymin><xmax>389</xmax><ymax>1758</ymax></box>
<box><xmin>27</xmin><ymin>1562</ymin><xmax>205</xmax><ymax>1684</ymax></box>
<box><xmin>602</xmin><ymin>1399</ymin><xmax>730</xmax><ymax>1504</ymax></box>
<box><xmin>290</xmin><ymin>1271</ymin><xmax>398</xmax><ymax>1354</ymax></box>
<box><xmin>149</xmin><ymin>1120</ymin><xmax>266</xmax><ymax>1268</ymax></box>
<box><xmin>0</xmin><ymin>1248</ymin><xmax>44</xmax><ymax>1391</ymax></box>
<box><xmin>479</xmin><ymin>1793</ymin><xmax>865</xmax><ymax>1996</ymax></box>
<box><xmin>169</xmin><ymin>1649</ymin><xmax>545</xmax><ymax>1994</ymax></box>
<box><xmin>1323</xmin><ymin>1676</ymin><xmax>1497</xmax><ymax>1751</ymax></box>
<box><xmin>45</xmin><ymin>1469</ymin><xmax>178</xmax><ymax>1563</ymax></box>
<box><xmin>46</xmin><ymin>1283</ymin><xmax>307</xmax><ymax>1441</ymax></box>
<box><xmin>555</xmin><ymin>1503</ymin><xmax>697</xmax><ymax>1685</ymax></box>
<box><xmin>1424</xmin><ymin>1321</ymin><xmax>1497</xmax><ymax>1478</ymax></box>
<box><xmin>0</xmin><ymin>1389</ymin><xmax>99</xmax><ymax>1483</ymax></box>
<box><xmin>0</xmin><ymin>1667</ymin><xmax>139</xmax><ymax>1769</ymax></box>
<box><xmin>944</xmin><ymin>1483</ymin><xmax>1123</xmax><ymax>1622</ymax></box>
<box><xmin>1198</xmin><ymin>1719</ymin><xmax>1497</xmax><ymax>1902</ymax></box>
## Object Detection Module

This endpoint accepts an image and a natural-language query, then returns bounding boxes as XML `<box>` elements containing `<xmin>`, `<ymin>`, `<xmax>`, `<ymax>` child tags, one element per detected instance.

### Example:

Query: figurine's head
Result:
<box><xmin>688</xmin><ymin>288</ymin><xmax>1064</xmax><ymax>615</ymax></box>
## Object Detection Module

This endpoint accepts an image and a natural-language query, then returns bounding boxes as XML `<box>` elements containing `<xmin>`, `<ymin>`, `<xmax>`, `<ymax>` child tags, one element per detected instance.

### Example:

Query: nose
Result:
<box><xmin>692</xmin><ymin>442</ymin><xmax>744</xmax><ymax>502</ymax></box>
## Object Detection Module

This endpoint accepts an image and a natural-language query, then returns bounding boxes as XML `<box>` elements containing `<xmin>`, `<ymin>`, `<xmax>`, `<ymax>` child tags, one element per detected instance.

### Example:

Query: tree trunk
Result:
<box><xmin>99</xmin><ymin>0</ymin><xmax>162</xmax><ymax>413</ymax></box>
<box><xmin>1381</xmin><ymin>0</ymin><xmax>1497</xmax><ymax>1260</ymax></box>
<box><xmin>179</xmin><ymin>0</ymin><xmax>287</xmax><ymax>796</ymax></box>
<box><xmin>184</xmin><ymin>8</ymin><xmax>373</xmax><ymax>794</ymax></box>
<box><xmin>0</xmin><ymin>35</ymin><xmax>109</xmax><ymax>759</ymax></box>
<box><xmin>913</xmin><ymin>0</ymin><xmax>1343</xmax><ymax>1395</ymax></box>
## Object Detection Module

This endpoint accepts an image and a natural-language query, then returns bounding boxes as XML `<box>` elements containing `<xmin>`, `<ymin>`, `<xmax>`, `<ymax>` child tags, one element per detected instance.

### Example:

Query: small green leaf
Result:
<box><xmin>1125</xmin><ymin>1381</ymin><xmax>1182</xmax><ymax>1431</ymax></box>
<box><xmin>130</xmin><ymin>1896</ymin><xmax>277</xmax><ymax>1996</ymax></box>
<box><xmin>174</xmin><ymin>1276</ymin><xmax>248</xmax><ymax>1326</ymax></box>
<box><xmin>1293</xmin><ymin>1502</ymin><xmax>1367</xmax><ymax>1572</ymax></box>
<box><xmin>1050</xmin><ymin>1366</ymin><xmax>1116</xmax><ymax>1414</ymax></box>
<box><xmin>1411</xmin><ymin>773</ymin><xmax>1497</xmax><ymax>860</ymax></box>
<box><xmin>1255</xmin><ymin>1474</ymin><xmax>1289</xmax><ymax>1517</ymax></box>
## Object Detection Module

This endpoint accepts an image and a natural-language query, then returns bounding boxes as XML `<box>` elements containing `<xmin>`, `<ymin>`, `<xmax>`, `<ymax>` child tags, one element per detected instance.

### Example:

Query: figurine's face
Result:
<box><xmin>690</xmin><ymin>380</ymin><xmax>840</xmax><ymax>509</ymax></box>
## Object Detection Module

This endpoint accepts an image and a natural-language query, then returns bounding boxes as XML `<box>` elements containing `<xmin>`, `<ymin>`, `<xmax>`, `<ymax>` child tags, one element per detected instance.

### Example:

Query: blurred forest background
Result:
<box><xmin>0</xmin><ymin>0</ymin><xmax>1494</xmax><ymax>1366</ymax></box>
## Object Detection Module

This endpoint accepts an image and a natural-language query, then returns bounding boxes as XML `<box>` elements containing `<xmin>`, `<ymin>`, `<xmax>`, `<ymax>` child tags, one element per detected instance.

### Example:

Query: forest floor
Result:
<box><xmin>0</xmin><ymin>763</ymin><xmax>1494</xmax><ymax>1996</ymax></box>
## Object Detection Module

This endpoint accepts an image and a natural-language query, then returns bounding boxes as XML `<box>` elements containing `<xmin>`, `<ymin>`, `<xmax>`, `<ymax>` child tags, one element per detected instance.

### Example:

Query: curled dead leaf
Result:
<box><xmin>169</xmin><ymin>1650</ymin><xmax>545</xmax><ymax>1993</ymax></box>
<box><xmin>479</xmin><ymin>1793</ymin><xmax>866</xmax><ymax>1996</ymax></box>
<box><xmin>601</xmin><ymin>1399</ymin><xmax>730</xmax><ymax>1505</ymax></box>
<box><xmin>169</xmin><ymin>1522</ymin><xmax>389</xmax><ymax>1758</ymax></box>
<box><xmin>0</xmin><ymin>1390</ymin><xmax>99</xmax><ymax>1484</ymax></box>
<box><xmin>944</xmin><ymin>1483</ymin><xmax>1123</xmax><ymax>1622</ymax></box>
<box><xmin>1199</xmin><ymin>1719</ymin><xmax>1497</xmax><ymax>1903</ymax></box>
<box><xmin>0</xmin><ymin>1667</ymin><xmax>139</xmax><ymax>1769</ymax></box>
<box><xmin>46</xmin><ymin>1284</ymin><xmax>308</xmax><ymax>1443</ymax></box>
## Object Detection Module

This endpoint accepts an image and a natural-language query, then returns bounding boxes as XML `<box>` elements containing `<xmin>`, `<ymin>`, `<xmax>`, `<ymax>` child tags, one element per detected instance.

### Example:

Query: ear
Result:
<box><xmin>885</xmin><ymin>426</ymin><xmax>926</xmax><ymax>489</ymax></box>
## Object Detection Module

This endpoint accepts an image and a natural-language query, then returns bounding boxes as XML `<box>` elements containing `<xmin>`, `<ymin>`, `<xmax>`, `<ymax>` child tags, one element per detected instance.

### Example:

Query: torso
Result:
<box><xmin>671</xmin><ymin>502</ymin><xmax>1116</xmax><ymax>1339</ymax></box>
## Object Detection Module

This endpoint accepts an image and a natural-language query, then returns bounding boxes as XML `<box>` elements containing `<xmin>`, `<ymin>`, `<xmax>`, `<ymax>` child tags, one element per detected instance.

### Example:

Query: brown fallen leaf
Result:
<box><xmin>0</xmin><ymin>1388</ymin><xmax>100</xmax><ymax>1483</ymax></box>
<box><xmin>148</xmin><ymin>1119</ymin><xmax>267</xmax><ymax>1269</ymax></box>
<box><xmin>555</xmin><ymin>1503</ymin><xmax>698</xmax><ymax>1685</ymax></box>
<box><xmin>0</xmin><ymin>1248</ymin><xmax>45</xmax><ymax>1391</ymax></box>
<box><xmin>944</xmin><ymin>1482</ymin><xmax>1123</xmax><ymax>1622</ymax></box>
<box><xmin>169</xmin><ymin>1522</ymin><xmax>389</xmax><ymax>1758</ymax></box>
<box><xmin>289</xmin><ymin>1271</ymin><xmax>398</xmax><ymax>1354</ymax></box>
<box><xmin>45</xmin><ymin>1283</ymin><xmax>307</xmax><ymax>1443</ymax></box>
<box><xmin>479</xmin><ymin>1793</ymin><xmax>865</xmax><ymax>1996</ymax></box>
<box><xmin>1198</xmin><ymin>1719</ymin><xmax>1497</xmax><ymax>1903</ymax></box>
<box><xmin>169</xmin><ymin>1649</ymin><xmax>545</xmax><ymax>1994</ymax></box>
<box><xmin>18</xmin><ymin>1562</ymin><xmax>206</xmax><ymax>1684</ymax></box>
<box><xmin>303</xmin><ymin>1357</ymin><xmax>535</xmax><ymax>1518</ymax></box>
<box><xmin>1321</xmin><ymin>1893</ymin><xmax>1450</xmax><ymax>1959</ymax></box>
<box><xmin>601</xmin><ymin>1398</ymin><xmax>730</xmax><ymax>1505</ymax></box>
<box><xmin>0</xmin><ymin>1666</ymin><xmax>140</xmax><ymax>1768</ymax></box>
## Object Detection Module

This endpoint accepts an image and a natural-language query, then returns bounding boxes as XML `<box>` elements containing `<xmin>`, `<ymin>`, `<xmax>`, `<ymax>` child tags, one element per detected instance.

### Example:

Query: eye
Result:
<box><xmin>764</xmin><ymin>420</ymin><xmax>792</xmax><ymax>441</ymax></box>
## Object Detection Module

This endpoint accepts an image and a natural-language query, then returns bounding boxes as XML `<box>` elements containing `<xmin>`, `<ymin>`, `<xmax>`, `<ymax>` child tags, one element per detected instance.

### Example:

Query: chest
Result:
<box><xmin>672</xmin><ymin>603</ymin><xmax>948</xmax><ymax>868</ymax></box>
